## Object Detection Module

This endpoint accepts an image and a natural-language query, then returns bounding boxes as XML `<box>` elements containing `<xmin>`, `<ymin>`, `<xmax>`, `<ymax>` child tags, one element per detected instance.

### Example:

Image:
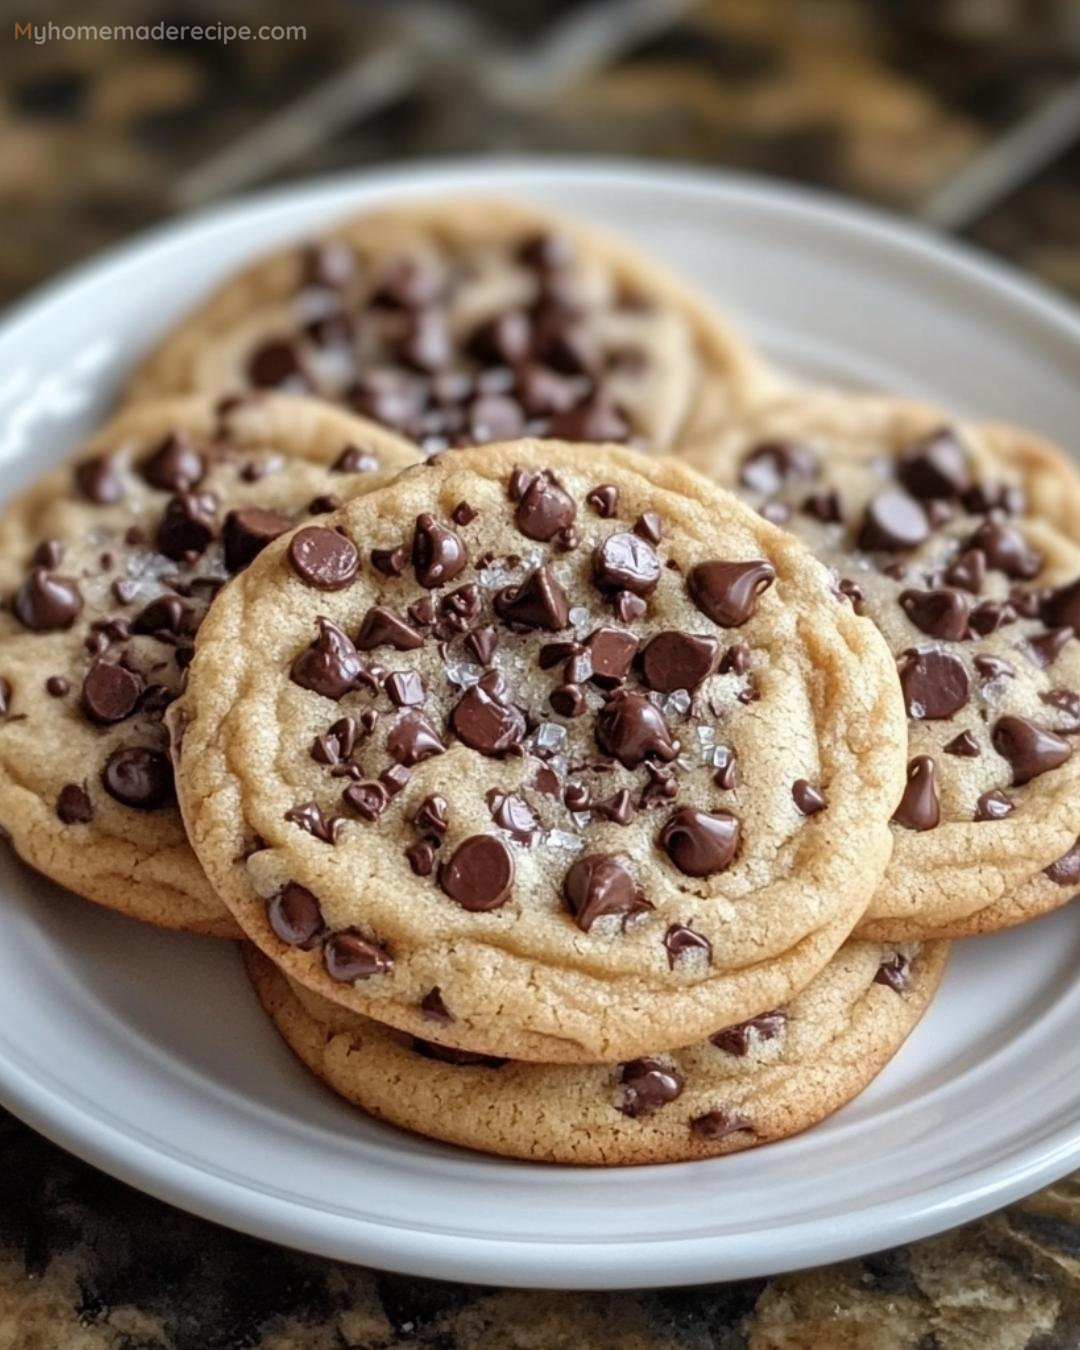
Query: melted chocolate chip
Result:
<box><xmin>1042</xmin><ymin>578</ymin><xmax>1080</xmax><ymax>632</ymax></box>
<box><xmin>33</xmin><ymin>539</ymin><xmax>64</xmax><ymax>569</ymax></box>
<box><xmin>617</xmin><ymin>1059</ymin><xmax>684</xmax><ymax>1118</ymax></box>
<box><xmin>312</xmin><ymin>716</ymin><xmax>358</xmax><ymax>765</ymax></box>
<box><xmin>451</xmin><ymin>672</ymin><xmax>526</xmax><ymax>756</ymax></box>
<box><xmin>992</xmin><ymin>716</ymin><xmax>1072</xmax><ymax>785</ymax></box>
<box><xmin>420</xmin><ymin>987</ymin><xmax>451</xmax><ymax>1024</ymax></box>
<box><xmin>487</xmin><ymin>791</ymin><xmax>539</xmax><ymax>842</ymax></box>
<box><xmin>224</xmin><ymin>507</ymin><xmax>293</xmax><ymax>571</ymax></box>
<box><xmin>664</xmin><ymin>923</ymin><xmax>712</xmax><ymax>968</ymax></box>
<box><xmin>976</xmin><ymin>790</ymin><xmax>1014</xmax><ymax>821</ymax></box>
<box><xmin>587</xmin><ymin>627</ymin><xmax>640</xmax><ymax>688</ymax></box>
<box><xmin>594</xmin><ymin>788</ymin><xmax>633</xmax><ymax>826</ymax></box>
<box><xmin>595</xmin><ymin>690</ymin><xmax>679</xmax><ymax>768</ymax></box>
<box><xmin>711</xmin><ymin>747</ymin><xmax>740</xmax><ymax>791</ymax></box>
<box><xmin>593</xmin><ymin>532</ymin><xmax>660</xmax><ymax>596</ymax></box>
<box><xmin>964</xmin><ymin>520</ymin><xmax>1042</xmax><ymax>580</ymax></box>
<box><xmin>586</xmin><ymin>484</ymin><xmax>618</xmax><ymax>518</ymax></box>
<box><xmin>634</xmin><ymin>512</ymin><xmax>662</xmax><ymax>545</ymax></box>
<box><xmin>1027</xmin><ymin>627</ymin><xmax>1074</xmax><ymax>669</ymax></box>
<box><xmin>712</xmin><ymin>1009</ymin><xmax>787</xmax><ymax>1056</ymax></box>
<box><xmin>324</xmin><ymin>930</ymin><xmax>392</xmax><ymax>981</ymax></box>
<box><xmin>1041</xmin><ymin>688</ymin><xmax>1080</xmax><ymax>732</ymax></box>
<box><xmin>156</xmin><ymin>491</ymin><xmax>218</xmax><ymax>560</ymax></box>
<box><xmin>495</xmin><ymin>564</ymin><xmax>571</xmax><ymax>631</ymax></box>
<box><xmin>514</xmin><ymin>470</ymin><xmax>576</xmax><ymax>542</ymax></box>
<box><xmin>386</xmin><ymin>711</ymin><xmax>445</xmax><ymax>766</ymax></box>
<box><xmin>974</xmin><ymin>654</ymin><xmax>1014</xmax><ymax>681</ymax></box>
<box><xmin>131</xmin><ymin>594</ymin><xmax>190</xmax><ymax>637</ymax></box>
<box><xmin>413</xmin><ymin>795</ymin><xmax>449</xmax><ymax>837</ymax></box>
<box><xmin>356</xmin><ymin>605</ymin><xmax>424</xmax><ymax>652</ymax></box>
<box><xmin>1044</xmin><ymin>838</ymin><xmax>1080</xmax><ymax>887</ymax></box>
<box><xmin>288</xmin><ymin>526</ymin><xmax>359</xmax><ymax>591</ymax></box>
<box><xmin>898</xmin><ymin>649</ymin><xmax>971</xmax><ymax>720</ymax></box>
<box><xmin>550</xmin><ymin>683</ymin><xmax>585</xmax><ymax>717</ymax></box>
<box><xmin>75</xmin><ymin>455</ymin><xmax>124</xmax><ymax>504</ymax></box>
<box><xmin>660</xmin><ymin>806</ymin><xmax>740</xmax><ymax>876</ymax></box>
<box><xmin>466</xmin><ymin>625</ymin><xmax>498</xmax><ymax>665</ymax></box>
<box><xmin>386</xmin><ymin>671</ymin><xmax>426</xmax><ymax>708</ymax></box>
<box><xmin>739</xmin><ymin>440</ymin><xmax>818</xmax><ymax>494</ymax></box>
<box><xmin>944</xmin><ymin>549</ymin><xmax>986</xmax><ymax>594</ymax></box>
<box><xmin>101</xmin><ymin>747</ymin><xmax>173</xmax><ymax>810</ymax></box>
<box><xmin>858</xmin><ymin>491</ymin><xmax>929</xmax><ymax>551</ymax></box>
<box><xmin>267</xmin><ymin>883</ymin><xmax>323</xmax><ymax>947</ymax></box>
<box><xmin>897</xmin><ymin>428</ymin><xmax>970</xmax><ymax>499</ymax></box>
<box><xmin>12</xmin><ymin>569</ymin><xmax>83</xmax><ymax>630</ymax></box>
<box><xmin>142</xmin><ymin>433</ymin><xmax>205</xmax><ymax>491</ymax></box>
<box><xmin>564</xmin><ymin>853</ymin><xmax>648</xmax><ymax>931</ymax></box>
<box><xmin>688</xmin><ymin>560</ymin><xmax>775</xmax><ymax>627</ymax></box>
<box><xmin>613</xmin><ymin>590</ymin><xmax>647</xmax><ymax>623</ymax></box>
<box><xmin>406</xmin><ymin>839</ymin><xmax>438</xmax><ymax>876</ymax></box>
<box><xmin>342</xmin><ymin>782</ymin><xmax>388</xmax><ymax>821</ymax></box>
<box><xmin>792</xmin><ymin>780</ymin><xmax>826</xmax><ymax>815</ymax></box>
<box><xmin>691</xmin><ymin>1110</ymin><xmax>753</xmax><ymax>1140</ymax></box>
<box><xmin>892</xmin><ymin>756</ymin><xmax>940</xmax><ymax>831</ymax></box>
<box><xmin>641</xmin><ymin>630</ymin><xmax>718</xmax><ymax>693</ymax></box>
<box><xmin>944</xmin><ymin>730</ymin><xmax>980</xmax><ymax>757</ymax></box>
<box><xmin>291</xmin><ymin>618</ymin><xmax>363</xmax><ymax>699</ymax></box>
<box><xmin>81</xmin><ymin>661</ymin><xmax>142</xmax><ymax>725</ymax></box>
<box><xmin>899</xmin><ymin>588</ymin><xmax>970</xmax><ymax>641</ymax></box>
<box><xmin>874</xmin><ymin>954</ymin><xmax>910</xmax><ymax>992</ymax></box>
<box><xmin>412</xmin><ymin>514</ymin><xmax>467</xmax><ymax>588</ymax></box>
<box><xmin>56</xmin><ymin>784</ymin><xmax>93</xmax><ymax>825</ymax></box>
<box><xmin>412</xmin><ymin>1039</ymin><xmax>507</xmax><ymax>1068</ymax></box>
<box><xmin>439</xmin><ymin>834</ymin><xmax>514</xmax><ymax>910</ymax></box>
<box><xmin>284</xmin><ymin>801</ymin><xmax>343</xmax><ymax>843</ymax></box>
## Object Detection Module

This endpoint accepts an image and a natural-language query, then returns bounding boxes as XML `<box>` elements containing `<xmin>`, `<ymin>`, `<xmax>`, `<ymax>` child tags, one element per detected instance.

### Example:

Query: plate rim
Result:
<box><xmin>1</xmin><ymin>155</ymin><xmax>1079</xmax><ymax>1289</ymax></box>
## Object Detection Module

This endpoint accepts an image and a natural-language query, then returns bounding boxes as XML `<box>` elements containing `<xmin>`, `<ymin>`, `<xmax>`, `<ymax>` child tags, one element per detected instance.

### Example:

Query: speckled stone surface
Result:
<box><xmin>2</xmin><ymin>0</ymin><xmax>1080</xmax><ymax>1344</ymax></box>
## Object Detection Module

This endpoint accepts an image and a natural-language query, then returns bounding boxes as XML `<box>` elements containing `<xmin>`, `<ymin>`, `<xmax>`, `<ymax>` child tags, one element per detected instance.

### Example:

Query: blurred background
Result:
<box><xmin>1</xmin><ymin>0</ymin><xmax>1079</xmax><ymax>308</ymax></box>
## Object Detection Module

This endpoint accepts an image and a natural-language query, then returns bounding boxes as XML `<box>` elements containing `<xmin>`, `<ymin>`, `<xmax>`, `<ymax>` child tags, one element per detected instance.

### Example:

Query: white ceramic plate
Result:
<box><xmin>1</xmin><ymin>160</ymin><xmax>1079</xmax><ymax>1290</ymax></box>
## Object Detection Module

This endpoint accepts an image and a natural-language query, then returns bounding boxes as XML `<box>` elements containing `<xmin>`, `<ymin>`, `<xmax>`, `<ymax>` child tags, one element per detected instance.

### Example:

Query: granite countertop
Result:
<box><xmin>2</xmin><ymin>2</ymin><xmax>1080</xmax><ymax>1346</ymax></box>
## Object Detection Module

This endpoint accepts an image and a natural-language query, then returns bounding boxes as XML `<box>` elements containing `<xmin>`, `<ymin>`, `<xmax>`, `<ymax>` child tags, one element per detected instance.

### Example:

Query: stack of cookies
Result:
<box><xmin>2</xmin><ymin>196</ymin><xmax>1077</xmax><ymax>1165</ymax></box>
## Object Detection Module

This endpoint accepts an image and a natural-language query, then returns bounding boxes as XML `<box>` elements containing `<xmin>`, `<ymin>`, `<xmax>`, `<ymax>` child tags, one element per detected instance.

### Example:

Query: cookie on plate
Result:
<box><xmin>127</xmin><ymin>197</ymin><xmax>770</xmax><ymax>454</ymax></box>
<box><xmin>683</xmin><ymin>390</ymin><xmax>1080</xmax><ymax>940</ymax></box>
<box><xmin>0</xmin><ymin>394</ymin><xmax>420</xmax><ymax>936</ymax></box>
<box><xmin>172</xmin><ymin>440</ymin><xmax>906</xmax><ymax>1061</ymax></box>
<box><xmin>245</xmin><ymin>939</ymin><xmax>948</xmax><ymax>1165</ymax></box>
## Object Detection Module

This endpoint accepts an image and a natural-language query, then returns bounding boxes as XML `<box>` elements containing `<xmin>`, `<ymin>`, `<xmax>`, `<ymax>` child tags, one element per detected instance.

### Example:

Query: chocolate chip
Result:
<box><xmin>343</xmin><ymin>782</ymin><xmax>388</xmax><ymax>821</ymax></box>
<box><xmin>594</xmin><ymin>788</ymin><xmax>633</xmax><ymax>825</ymax></box>
<box><xmin>976</xmin><ymin>790</ymin><xmax>1014</xmax><ymax>820</ymax></box>
<box><xmin>156</xmin><ymin>491</ymin><xmax>218</xmax><ymax>561</ymax></box>
<box><xmin>312</xmin><ymin>716</ymin><xmax>358</xmax><ymax>766</ymax></box>
<box><xmin>267</xmin><ymin>883</ymin><xmax>323</xmax><ymax>947</ymax></box>
<box><xmin>740</xmin><ymin>440</ymin><xmax>818</xmax><ymax>494</ymax></box>
<box><xmin>406</xmin><ymin>839</ymin><xmax>438</xmax><ymax>876</ymax></box>
<box><xmin>874</xmin><ymin>954</ymin><xmax>911</xmax><ymax>992</ymax></box>
<box><xmin>487</xmin><ymin>791</ymin><xmax>539</xmax><ymax>842</ymax></box>
<box><xmin>81</xmin><ymin>661</ymin><xmax>142</xmax><ymax>725</ymax></box>
<box><xmin>634</xmin><ymin>512</ymin><xmax>662</xmax><ymax>545</ymax></box>
<box><xmin>898</xmin><ymin>649</ymin><xmax>971</xmax><ymax>720</ymax></box>
<box><xmin>413</xmin><ymin>795</ymin><xmax>449</xmax><ymax>838</ymax></box>
<box><xmin>324</xmin><ymin>930</ymin><xmax>393</xmax><ymax>981</ymax></box>
<box><xmin>992</xmin><ymin>715</ymin><xmax>1072</xmax><ymax>785</ymax></box>
<box><xmin>660</xmin><ymin>806</ymin><xmax>740</xmax><ymax>876</ymax></box>
<box><xmin>586</xmin><ymin>484</ymin><xmax>618</xmax><ymax>517</ymax></box>
<box><xmin>386</xmin><ymin>711</ymin><xmax>445</xmax><ymax>766</ymax></box>
<box><xmin>688</xmin><ymin>560</ymin><xmax>775</xmax><ymax>627</ymax></box>
<box><xmin>11</xmin><ymin>569</ymin><xmax>82</xmax><ymax>631</ymax></box>
<box><xmin>371</xmin><ymin>546</ymin><xmax>406</xmax><ymax>578</ymax></box>
<box><xmin>1027</xmin><ymin>627</ymin><xmax>1074</xmax><ymax>669</ymax></box>
<box><xmin>248</xmin><ymin>339</ymin><xmax>307</xmax><ymax>389</ymax></box>
<box><xmin>898</xmin><ymin>428</ymin><xmax>970</xmax><ymax>499</ymax></box>
<box><xmin>944</xmin><ymin>549</ymin><xmax>986</xmax><ymax>594</ymax></box>
<box><xmin>899</xmin><ymin>588</ymin><xmax>971</xmax><ymax>641</ymax></box>
<box><xmin>372</xmin><ymin>255</ymin><xmax>444</xmax><ymax>309</ymax></box>
<box><xmin>465</xmin><ymin>625</ymin><xmax>497</xmax><ymax>665</ymax></box>
<box><xmin>944</xmin><ymin>730</ymin><xmax>980</xmax><ymax>757</ymax></box>
<box><xmin>130</xmin><ymin>595</ymin><xmax>189</xmax><ymax>638</ymax></box>
<box><xmin>712</xmin><ymin>1009</ymin><xmax>786</xmax><ymax>1056</ymax></box>
<box><xmin>410</xmin><ymin>514</ymin><xmax>466</xmax><ymax>590</ymax></box>
<box><xmin>586</xmin><ymin>627</ymin><xmax>640</xmax><ymax>688</ymax></box>
<box><xmin>595</xmin><ymin>690</ymin><xmax>679</xmax><ymax>768</ymax></box>
<box><xmin>515</xmin><ymin>362</ymin><xmax>585</xmax><ymax>417</ymax></box>
<box><xmin>711</xmin><ymin>746</ymin><xmax>740</xmax><ymax>790</ymax></box>
<box><xmin>408</xmin><ymin>596</ymin><xmax>436</xmax><ymax>629</ymax></box>
<box><xmin>552</xmin><ymin>400</ymin><xmax>631</xmax><ymax>443</ymax></box>
<box><xmin>439</xmin><ymin>834</ymin><xmax>514</xmax><ymax>910</ymax></box>
<box><xmin>593</xmin><ymin>532</ymin><xmax>661</xmax><ymax>596</ymax></box>
<box><xmin>1044</xmin><ymin>838</ymin><xmax>1080</xmax><ymax>887</ymax></box>
<box><xmin>220</xmin><ymin>506</ymin><xmax>292</xmax><ymax>571</ymax></box>
<box><xmin>290</xmin><ymin>618</ymin><xmax>363</xmax><ymax>699</ymax></box>
<box><xmin>802</xmin><ymin>489</ymin><xmax>843</xmax><ymax>524</ymax></box>
<box><xmin>452</xmin><ymin>672</ymin><xmax>526</xmax><ymax>756</ymax></box>
<box><xmin>513</xmin><ymin>470</ymin><xmax>576</xmax><ymax>542</ymax></box>
<box><xmin>468</xmin><ymin>310</ymin><xmax>531</xmax><ymax>365</ymax></box>
<box><xmin>519</xmin><ymin>230</ymin><xmax>574</xmax><ymax>271</ymax></box>
<box><xmin>74</xmin><ymin>455</ymin><xmax>123</xmax><ymax>504</ymax></box>
<box><xmin>33</xmin><ymin>539</ymin><xmax>64</xmax><ymax>569</ymax></box>
<box><xmin>974</xmin><ymin>654</ymin><xmax>1014</xmax><ymax>681</ymax></box>
<box><xmin>964</xmin><ymin>520</ymin><xmax>1042</xmax><ymax>580</ymax></box>
<box><xmin>56</xmin><ymin>784</ymin><xmax>93</xmax><ymax>824</ymax></box>
<box><xmin>617</xmin><ymin>1059</ymin><xmax>683</xmax><ymax>1118</ymax></box>
<box><xmin>284</xmin><ymin>802</ymin><xmax>343</xmax><ymax>843</ymax></box>
<box><xmin>550</xmin><ymin>684</ymin><xmax>585</xmax><ymax>717</ymax></box>
<box><xmin>45</xmin><ymin>676</ymin><xmax>68</xmax><ymax>697</ymax></box>
<box><xmin>102</xmin><ymin>747</ymin><xmax>173</xmax><ymax>810</ymax></box>
<box><xmin>1041</xmin><ymin>688</ymin><xmax>1080</xmax><ymax>732</ymax></box>
<box><xmin>399</xmin><ymin>309</ymin><xmax>453</xmax><ymax>372</ymax></box>
<box><xmin>641</xmin><ymin>631</ymin><xmax>718</xmax><ymax>693</ymax></box>
<box><xmin>664</xmin><ymin>924</ymin><xmax>712</xmax><ymax>968</ymax></box>
<box><xmin>564</xmin><ymin>853</ymin><xmax>649</xmax><ymax>931</ymax></box>
<box><xmin>495</xmin><ymin>564</ymin><xmax>571</xmax><ymax>631</ymax></box>
<box><xmin>386</xmin><ymin>671</ymin><xmax>426</xmax><ymax>708</ymax></box>
<box><xmin>356</xmin><ymin>606</ymin><xmax>424</xmax><ymax>652</ymax></box>
<box><xmin>792</xmin><ymin>780</ymin><xmax>826</xmax><ymax>815</ymax></box>
<box><xmin>334</xmin><ymin>444</ymin><xmax>380</xmax><ymax>474</ymax></box>
<box><xmin>892</xmin><ymin>756</ymin><xmax>940</xmax><ymax>831</ymax></box>
<box><xmin>451</xmin><ymin>501</ymin><xmax>477</xmax><ymax>528</ymax></box>
<box><xmin>969</xmin><ymin>600</ymin><xmax>1015</xmax><ymax>636</ymax></box>
<box><xmin>1042</xmin><ymin>578</ymin><xmax>1080</xmax><ymax>632</ymax></box>
<box><xmin>857</xmin><ymin>491</ymin><xmax>929</xmax><ymax>551</ymax></box>
<box><xmin>420</xmin><ymin>987</ymin><xmax>452</xmax><ymax>1024</ymax></box>
<box><xmin>304</xmin><ymin>240</ymin><xmax>355</xmax><ymax>290</ymax></box>
<box><xmin>720</xmin><ymin>644</ymin><xmax>750</xmax><ymax>676</ymax></box>
<box><xmin>412</xmin><ymin>1039</ymin><xmax>507</xmax><ymax>1068</ymax></box>
<box><xmin>691</xmin><ymin>1110</ymin><xmax>753</xmax><ymax>1140</ymax></box>
<box><xmin>288</xmin><ymin>526</ymin><xmax>358</xmax><ymax>591</ymax></box>
<box><xmin>613</xmin><ymin>591</ymin><xmax>647</xmax><ymax>623</ymax></box>
<box><xmin>142</xmin><ymin>433</ymin><xmax>204</xmax><ymax>491</ymax></box>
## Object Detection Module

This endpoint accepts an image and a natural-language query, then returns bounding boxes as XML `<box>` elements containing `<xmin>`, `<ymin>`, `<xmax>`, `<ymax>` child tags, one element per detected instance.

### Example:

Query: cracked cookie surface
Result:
<box><xmin>173</xmin><ymin>441</ymin><xmax>905</xmax><ymax>1060</ymax></box>
<box><xmin>0</xmin><ymin>394</ymin><xmax>419</xmax><ymax>935</ymax></box>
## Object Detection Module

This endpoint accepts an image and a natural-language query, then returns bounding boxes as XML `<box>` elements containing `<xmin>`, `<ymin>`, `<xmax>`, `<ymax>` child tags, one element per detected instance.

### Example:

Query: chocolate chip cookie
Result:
<box><xmin>127</xmin><ymin>197</ymin><xmax>769</xmax><ymax>454</ymax></box>
<box><xmin>0</xmin><ymin>394</ymin><xmax>420</xmax><ymax>935</ymax></box>
<box><xmin>244</xmin><ymin>938</ymin><xmax>947</xmax><ymax>1164</ymax></box>
<box><xmin>172</xmin><ymin>441</ymin><xmax>906</xmax><ymax>1061</ymax></box>
<box><xmin>684</xmin><ymin>391</ymin><xmax>1080</xmax><ymax>939</ymax></box>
